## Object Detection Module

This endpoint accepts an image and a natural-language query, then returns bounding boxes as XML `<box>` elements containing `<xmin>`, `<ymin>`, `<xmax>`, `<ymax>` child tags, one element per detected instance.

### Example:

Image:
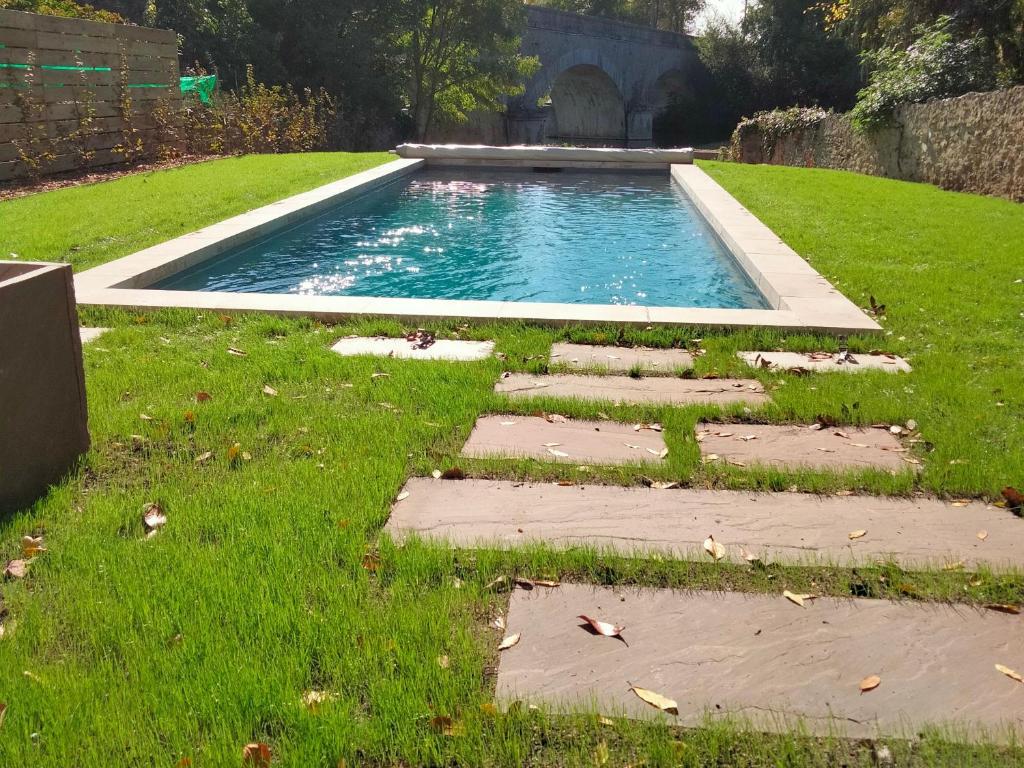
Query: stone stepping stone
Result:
<box><xmin>697</xmin><ymin>423</ymin><xmax>916</xmax><ymax>472</ymax></box>
<box><xmin>496</xmin><ymin>583</ymin><xmax>1024</xmax><ymax>738</ymax></box>
<box><xmin>79</xmin><ymin>327</ymin><xmax>109</xmax><ymax>344</ymax></box>
<box><xmin>550</xmin><ymin>343</ymin><xmax>694</xmax><ymax>372</ymax></box>
<box><xmin>387</xmin><ymin>479</ymin><xmax>1017</xmax><ymax>570</ymax></box>
<box><xmin>496</xmin><ymin>374</ymin><xmax>768</xmax><ymax>407</ymax></box>
<box><xmin>461</xmin><ymin>416</ymin><xmax>667</xmax><ymax>465</ymax></box>
<box><xmin>331</xmin><ymin>336</ymin><xmax>494</xmax><ymax>361</ymax></box>
<box><xmin>740</xmin><ymin>351</ymin><xmax>911</xmax><ymax>373</ymax></box>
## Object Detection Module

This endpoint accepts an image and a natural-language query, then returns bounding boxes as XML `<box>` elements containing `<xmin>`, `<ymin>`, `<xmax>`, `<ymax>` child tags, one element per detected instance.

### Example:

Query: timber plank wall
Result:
<box><xmin>0</xmin><ymin>8</ymin><xmax>181</xmax><ymax>181</ymax></box>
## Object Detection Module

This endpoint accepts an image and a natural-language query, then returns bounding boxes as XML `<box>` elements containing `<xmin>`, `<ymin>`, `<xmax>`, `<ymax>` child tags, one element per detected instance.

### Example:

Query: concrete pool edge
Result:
<box><xmin>73</xmin><ymin>150</ymin><xmax>881</xmax><ymax>334</ymax></box>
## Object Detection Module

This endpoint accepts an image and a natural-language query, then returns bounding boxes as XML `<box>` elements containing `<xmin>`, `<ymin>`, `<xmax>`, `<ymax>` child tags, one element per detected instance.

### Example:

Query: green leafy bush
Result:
<box><xmin>851</xmin><ymin>16</ymin><xmax>998</xmax><ymax>132</ymax></box>
<box><xmin>728</xmin><ymin>106</ymin><xmax>831</xmax><ymax>160</ymax></box>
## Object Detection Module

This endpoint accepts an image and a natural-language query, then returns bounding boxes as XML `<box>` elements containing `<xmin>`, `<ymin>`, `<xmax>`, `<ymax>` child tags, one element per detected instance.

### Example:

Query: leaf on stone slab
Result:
<box><xmin>985</xmin><ymin>604</ymin><xmax>1021</xmax><ymax>615</ymax></box>
<box><xmin>242</xmin><ymin>742</ymin><xmax>271</xmax><ymax>767</ymax></box>
<box><xmin>545</xmin><ymin>413</ymin><xmax>568</xmax><ymax>423</ymax></box>
<box><xmin>547</xmin><ymin>447</ymin><xmax>569</xmax><ymax>458</ymax></box>
<box><xmin>578</xmin><ymin>614</ymin><xmax>625</xmax><ymax>640</ymax></box>
<box><xmin>650</xmin><ymin>481</ymin><xmax>679</xmax><ymax>490</ymax></box>
<box><xmin>628</xmin><ymin>684</ymin><xmax>678</xmax><ymax>715</ymax></box>
<box><xmin>859</xmin><ymin>675</ymin><xmax>881</xmax><ymax>693</ymax></box>
<box><xmin>498</xmin><ymin>633</ymin><xmax>521</xmax><ymax>651</ymax></box>
<box><xmin>516</xmin><ymin>577</ymin><xmax>560</xmax><ymax>589</ymax></box>
<box><xmin>848</xmin><ymin>530</ymin><xmax>867</xmax><ymax>540</ymax></box>
<box><xmin>783</xmin><ymin>590</ymin><xmax>816</xmax><ymax>607</ymax></box>
<box><xmin>703</xmin><ymin>535</ymin><xmax>726</xmax><ymax>562</ymax></box>
<box><xmin>395</xmin><ymin>491</ymin><xmax>410</xmax><ymax>502</ymax></box>
<box><xmin>977</xmin><ymin>530</ymin><xmax>989</xmax><ymax>541</ymax></box>
<box><xmin>997</xmin><ymin>664</ymin><xmax>1024</xmax><ymax>683</ymax></box>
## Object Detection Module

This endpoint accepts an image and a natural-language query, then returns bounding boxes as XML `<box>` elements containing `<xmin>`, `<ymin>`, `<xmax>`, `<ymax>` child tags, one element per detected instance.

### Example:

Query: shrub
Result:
<box><xmin>728</xmin><ymin>106</ymin><xmax>831</xmax><ymax>161</ymax></box>
<box><xmin>851</xmin><ymin>16</ymin><xmax>998</xmax><ymax>132</ymax></box>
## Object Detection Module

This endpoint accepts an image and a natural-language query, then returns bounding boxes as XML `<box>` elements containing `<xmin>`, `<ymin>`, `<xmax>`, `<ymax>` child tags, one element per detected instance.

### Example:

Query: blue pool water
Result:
<box><xmin>154</xmin><ymin>169</ymin><xmax>768</xmax><ymax>309</ymax></box>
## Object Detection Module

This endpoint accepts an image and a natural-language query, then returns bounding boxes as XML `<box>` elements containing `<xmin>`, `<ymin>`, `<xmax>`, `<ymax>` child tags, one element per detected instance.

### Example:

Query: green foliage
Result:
<box><xmin>405</xmin><ymin>0</ymin><xmax>538</xmax><ymax>140</ymax></box>
<box><xmin>728</xmin><ymin>106</ymin><xmax>831</xmax><ymax>159</ymax></box>
<box><xmin>851</xmin><ymin>16</ymin><xmax>998</xmax><ymax>130</ymax></box>
<box><xmin>0</xmin><ymin>0</ymin><xmax>123</xmax><ymax>22</ymax></box>
<box><xmin>535</xmin><ymin>0</ymin><xmax>706</xmax><ymax>33</ymax></box>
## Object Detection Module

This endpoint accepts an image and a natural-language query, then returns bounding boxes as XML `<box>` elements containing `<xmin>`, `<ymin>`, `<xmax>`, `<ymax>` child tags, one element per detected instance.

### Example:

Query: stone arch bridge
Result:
<box><xmin>506</xmin><ymin>6</ymin><xmax>701</xmax><ymax>148</ymax></box>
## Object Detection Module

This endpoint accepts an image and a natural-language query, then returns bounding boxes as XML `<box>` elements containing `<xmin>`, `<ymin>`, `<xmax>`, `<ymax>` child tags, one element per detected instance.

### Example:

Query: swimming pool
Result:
<box><xmin>153</xmin><ymin>169</ymin><xmax>768</xmax><ymax>310</ymax></box>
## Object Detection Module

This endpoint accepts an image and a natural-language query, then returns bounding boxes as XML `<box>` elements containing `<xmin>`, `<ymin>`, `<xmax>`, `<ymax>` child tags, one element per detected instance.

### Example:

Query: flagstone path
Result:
<box><xmin>739</xmin><ymin>350</ymin><xmax>911</xmax><ymax>373</ymax></box>
<box><xmin>495</xmin><ymin>584</ymin><xmax>1024</xmax><ymax>739</ymax></box>
<box><xmin>461</xmin><ymin>416</ymin><xmax>667</xmax><ymax>465</ymax></box>
<box><xmin>331</xmin><ymin>336</ymin><xmax>495</xmax><ymax>361</ymax></box>
<box><xmin>79</xmin><ymin>327</ymin><xmax>109</xmax><ymax>344</ymax></box>
<box><xmin>496</xmin><ymin>374</ymin><xmax>768</xmax><ymax>407</ymax></box>
<box><xmin>550</xmin><ymin>343</ymin><xmax>695</xmax><ymax>372</ymax></box>
<box><xmin>697</xmin><ymin>423</ymin><xmax>916</xmax><ymax>472</ymax></box>
<box><xmin>387</xmin><ymin>479</ymin><xmax>1017</xmax><ymax>570</ymax></box>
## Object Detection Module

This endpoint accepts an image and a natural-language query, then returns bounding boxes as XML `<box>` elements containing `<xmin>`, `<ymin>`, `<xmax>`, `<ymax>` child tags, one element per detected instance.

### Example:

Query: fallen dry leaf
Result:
<box><xmin>783</xmin><ymin>590</ymin><xmax>816</xmax><ymax>607</ymax></box>
<box><xmin>977</xmin><ymin>530</ymin><xmax>989</xmax><ymax>541</ymax></box>
<box><xmin>985</xmin><ymin>604</ymin><xmax>1021</xmax><ymax>615</ymax></box>
<box><xmin>242</xmin><ymin>742</ymin><xmax>271</xmax><ymax>767</ymax></box>
<box><xmin>430</xmin><ymin>715</ymin><xmax>465</xmax><ymax>736</ymax></box>
<box><xmin>361</xmin><ymin>552</ymin><xmax>381</xmax><ymax>572</ymax></box>
<box><xmin>20</xmin><ymin>535</ymin><xmax>45</xmax><ymax>558</ymax></box>
<box><xmin>227</xmin><ymin>347</ymin><xmax>247</xmax><ymax>357</ymax></box>
<box><xmin>142</xmin><ymin>503</ymin><xmax>167</xmax><ymax>536</ymax></box>
<box><xmin>395</xmin><ymin>491</ymin><xmax>410</xmax><ymax>502</ymax></box>
<box><xmin>703</xmin><ymin>535</ymin><xmax>726</xmax><ymax>562</ymax></box>
<box><xmin>628</xmin><ymin>684</ymin><xmax>678</xmax><ymax>715</ymax></box>
<box><xmin>997</xmin><ymin>664</ymin><xmax>1024</xmax><ymax>683</ymax></box>
<box><xmin>848</xmin><ymin>530</ymin><xmax>867</xmax><ymax>540</ymax></box>
<box><xmin>437</xmin><ymin>654</ymin><xmax>450</xmax><ymax>669</ymax></box>
<box><xmin>859</xmin><ymin>675</ymin><xmax>881</xmax><ymax>693</ymax></box>
<box><xmin>262</xmin><ymin>384</ymin><xmax>278</xmax><ymax>397</ymax></box>
<box><xmin>516</xmin><ymin>578</ymin><xmax>560</xmax><ymax>589</ymax></box>
<box><xmin>498</xmin><ymin>633</ymin><xmax>521</xmax><ymax>650</ymax></box>
<box><xmin>302</xmin><ymin>690</ymin><xmax>337</xmax><ymax>712</ymax></box>
<box><xmin>195</xmin><ymin>391</ymin><xmax>212</xmax><ymax>402</ymax></box>
<box><xmin>480</xmin><ymin>702</ymin><xmax>498</xmax><ymax>717</ymax></box>
<box><xmin>370</xmin><ymin>372</ymin><xmax>390</xmax><ymax>379</ymax></box>
<box><xmin>441</xmin><ymin>467</ymin><xmax>466</xmax><ymax>480</ymax></box>
<box><xmin>578</xmin><ymin>615</ymin><xmax>625</xmax><ymax>641</ymax></box>
<box><xmin>547</xmin><ymin>447</ymin><xmax>569</xmax><ymax>458</ymax></box>
<box><xmin>431</xmin><ymin>469</ymin><xmax>442</xmax><ymax>479</ymax></box>
<box><xmin>4</xmin><ymin>560</ymin><xmax>27</xmax><ymax>580</ymax></box>
<box><xmin>194</xmin><ymin>451</ymin><xmax>213</xmax><ymax>464</ymax></box>
<box><xmin>545</xmin><ymin>413</ymin><xmax>568</xmax><ymax>423</ymax></box>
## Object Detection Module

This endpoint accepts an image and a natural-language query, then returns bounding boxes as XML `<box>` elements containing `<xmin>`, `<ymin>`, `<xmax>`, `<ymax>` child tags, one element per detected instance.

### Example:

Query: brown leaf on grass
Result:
<box><xmin>20</xmin><ymin>535</ymin><xmax>45</xmax><ymax>558</ymax></box>
<box><xmin>0</xmin><ymin>702</ymin><xmax>6</xmax><ymax>730</ymax></box>
<box><xmin>985</xmin><ymin>604</ymin><xmax>1021</xmax><ymax>615</ymax></box>
<box><xmin>4</xmin><ymin>560</ymin><xmax>28</xmax><ymax>580</ymax></box>
<box><xmin>242</xmin><ymin>742</ymin><xmax>271</xmax><ymax>767</ymax></box>
<box><xmin>498</xmin><ymin>633</ymin><xmax>521</xmax><ymax>650</ymax></box>
<box><xmin>361</xmin><ymin>552</ymin><xmax>381</xmax><ymax>572</ymax></box>
<box><xmin>195</xmin><ymin>391</ymin><xmax>212</xmax><ymax>403</ymax></box>
<box><xmin>430</xmin><ymin>715</ymin><xmax>465</xmax><ymax>736</ymax></box>
<box><xmin>480</xmin><ymin>702</ymin><xmax>498</xmax><ymax>717</ymax></box>
<box><xmin>227</xmin><ymin>443</ymin><xmax>243</xmax><ymax>464</ymax></box>
<box><xmin>628</xmin><ymin>684</ymin><xmax>678</xmax><ymax>715</ymax></box>
<box><xmin>783</xmin><ymin>590</ymin><xmax>816</xmax><ymax>607</ymax></box>
<box><xmin>703</xmin><ymin>535</ymin><xmax>725</xmax><ymax>562</ymax></box>
<box><xmin>227</xmin><ymin>347</ymin><xmax>247</xmax><ymax>357</ymax></box>
<box><xmin>175</xmin><ymin>758</ymin><xmax>192</xmax><ymax>768</ymax></box>
<box><xmin>848</xmin><ymin>530</ymin><xmax>867</xmax><ymax>540</ymax></box>
<box><xmin>302</xmin><ymin>690</ymin><xmax>337</xmax><ymax>713</ymax></box>
<box><xmin>859</xmin><ymin>675</ymin><xmax>881</xmax><ymax>693</ymax></box>
<box><xmin>142</xmin><ymin>503</ymin><xmax>167</xmax><ymax>536</ymax></box>
<box><xmin>262</xmin><ymin>384</ymin><xmax>278</xmax><ymax>397</ymax></box>
<box><xmin>997</xmin><ymin>664</ymin><xmax>1024</xmax><ymax>683</ymax></box>
<box><xmin>578</xmin><ymin>615</ymin><xmax>626</xmax><ymax>643</ymax></box>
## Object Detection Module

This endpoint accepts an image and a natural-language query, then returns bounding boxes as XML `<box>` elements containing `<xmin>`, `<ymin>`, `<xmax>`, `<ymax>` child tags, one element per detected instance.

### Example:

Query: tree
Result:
<box><xmin>534</xmin><ymin>0</ymin><xmax>706</xmax><ymax>33</ymax></box>
<box><xmin>404</xmin><ymin>0</ymin><xmax>538</xmax><ymax>140</ymax></box>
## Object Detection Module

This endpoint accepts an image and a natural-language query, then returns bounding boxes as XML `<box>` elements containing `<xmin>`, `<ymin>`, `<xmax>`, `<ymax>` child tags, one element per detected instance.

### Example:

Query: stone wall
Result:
<box><xmin>735</xmin><ymin>86</ymin><xmax>1024</xmax><ymax>201</ymax></box>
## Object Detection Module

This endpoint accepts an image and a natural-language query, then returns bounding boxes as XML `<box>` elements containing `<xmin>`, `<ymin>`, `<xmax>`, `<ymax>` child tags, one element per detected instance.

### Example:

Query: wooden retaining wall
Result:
<box><xmin>0</xmin><ymin>8</ymin><xmax>180</xmax><ymax>181</ymax></box>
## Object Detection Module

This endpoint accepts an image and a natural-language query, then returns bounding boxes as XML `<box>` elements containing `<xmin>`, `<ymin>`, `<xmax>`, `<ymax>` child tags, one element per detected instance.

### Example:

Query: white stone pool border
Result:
<box><xmin>73</xmin><ymin>147</ymin><xmax>880</xmax><ymax>334</ymax></box>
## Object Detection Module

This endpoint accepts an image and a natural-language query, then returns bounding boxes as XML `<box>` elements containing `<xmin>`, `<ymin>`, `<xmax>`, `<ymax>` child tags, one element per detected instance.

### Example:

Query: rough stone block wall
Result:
<box><xmin>736</xmin><ymin>86</ymin><xmax>1024</xmax><ymax>202</ymax></box>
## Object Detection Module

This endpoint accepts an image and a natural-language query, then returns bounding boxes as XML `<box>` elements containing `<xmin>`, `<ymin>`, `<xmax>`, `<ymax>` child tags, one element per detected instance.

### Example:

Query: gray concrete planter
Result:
<box><xmin>0</xmin><ymin>261</ymin><xmax>89</xmax><ymax>513</ymax></box>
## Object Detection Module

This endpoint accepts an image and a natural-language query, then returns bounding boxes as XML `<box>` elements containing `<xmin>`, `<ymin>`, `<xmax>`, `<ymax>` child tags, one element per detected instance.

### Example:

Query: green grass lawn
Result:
<box><xmin>0</xmin><ymin>156</ymin><xmax>1022</xmax><ymax>766</ymax></box>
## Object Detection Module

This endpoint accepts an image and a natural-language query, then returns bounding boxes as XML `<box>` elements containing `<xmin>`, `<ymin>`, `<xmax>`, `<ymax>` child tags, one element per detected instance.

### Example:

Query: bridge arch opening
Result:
<box><xmin>651</xmin><ymin>69</ymin><xmax>692</xmax><ymax>147</ymax></box>
<box><xmin>546</xmin><ymin>64</ymin><xmax>626</xmax><ymax>147</ymax></box>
